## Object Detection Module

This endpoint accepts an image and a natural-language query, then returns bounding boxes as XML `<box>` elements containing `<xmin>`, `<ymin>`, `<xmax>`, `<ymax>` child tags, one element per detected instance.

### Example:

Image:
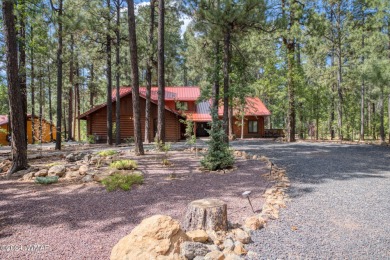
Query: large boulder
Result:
<box><xmin>66</xmin><ymin>152</ymin><xmax>86</xmax><ymax>162</ymax></box>
<box><xmin>48</xmin><ymin>165</ymin><xmax>66</xmax><ymax>177</ymax></box>
<box><xmin>78</xmin><ymin>165</ymin><xmax>89</xmax><ymax>175</ymax></box>
<box><xmin>34</xmin><ymin>169</ymin><xmax>48</xmax><ymax>177</ymax></box>
<box><xmin>110</xmin><ymin>215</ymin><xmax>189</xmax><ymax>260</ymax></box>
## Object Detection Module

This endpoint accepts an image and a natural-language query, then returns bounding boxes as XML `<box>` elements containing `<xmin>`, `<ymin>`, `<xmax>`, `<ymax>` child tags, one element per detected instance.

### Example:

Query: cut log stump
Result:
<box><xmin>183</xmin><ymin>198</ymin><xmax>228</xmax><ymax>232</ymax></box>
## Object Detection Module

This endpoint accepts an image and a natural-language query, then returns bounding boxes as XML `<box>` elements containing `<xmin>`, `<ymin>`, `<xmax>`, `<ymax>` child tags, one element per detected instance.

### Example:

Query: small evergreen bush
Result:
<box><xmin>98</xmin><ymin>150</ymin><xmax>117</xmax><ymax>156</ymax></box>
<box><xmin>109</xmin><ymin>160</ymin><xmax>138</xmax><ymax>170</ymax></box>
<box><xmin>35</xmin><ymin>176</ymin><xmax>59</xmax><ymax>184</ymax></box>
<box><xmin>101</xmin><ymin>173</ymin><xmax>143</xmax><ymax>191</ymax></box>
<box><xmin>86</xmin><ymin>135</ymin><xmax>96</xmax><ymax>144</ymax></box>
<box><xmin>201</xmin><ymin>110</ymin><xmax>234</xmax><ymax>171</ymax></box>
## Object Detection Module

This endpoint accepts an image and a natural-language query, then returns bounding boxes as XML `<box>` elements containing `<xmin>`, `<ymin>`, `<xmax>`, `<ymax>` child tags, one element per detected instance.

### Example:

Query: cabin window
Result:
<box><xmin>176</xmin><ymin>101</ymin><xmax>188</xmax><ymax>111</ymax></box>
<box><xmin>248</xmin><ymin>120</ymin><xmax>258</xmax><ymax>133</ymax></box>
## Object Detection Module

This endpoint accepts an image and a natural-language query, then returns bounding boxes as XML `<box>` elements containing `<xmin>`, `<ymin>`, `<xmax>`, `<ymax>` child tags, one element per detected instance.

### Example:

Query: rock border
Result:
<box><xmin>176</xmin><ymin>148</ymin><xmax>291</xmax><ymax>259</ymax></box>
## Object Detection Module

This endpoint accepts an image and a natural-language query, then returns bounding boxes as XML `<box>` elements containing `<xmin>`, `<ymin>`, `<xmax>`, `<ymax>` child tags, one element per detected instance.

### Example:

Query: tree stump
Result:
<box><xmin>183</xmin><ymin>198</ymin><xmax>228</xmax><ymax>231</ymax></box>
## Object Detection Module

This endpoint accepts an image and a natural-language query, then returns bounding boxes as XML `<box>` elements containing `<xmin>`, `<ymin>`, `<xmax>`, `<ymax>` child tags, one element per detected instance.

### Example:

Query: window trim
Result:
<box><xmin>176</xmin><ymin>101</ymin><xmax>188</xmax><ymax>111</ymax></box>
<box><xmin>248</xmin><ymin>120</ymin><xmax>258</xmax><ymax>133</ymax></box>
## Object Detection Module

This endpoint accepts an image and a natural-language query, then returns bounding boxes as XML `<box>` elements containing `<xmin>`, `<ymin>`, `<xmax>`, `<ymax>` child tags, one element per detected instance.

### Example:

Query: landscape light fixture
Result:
<box><xmin>242</xmin><ymin>190</ymin><xmax>255</xmax><ymax>213</ymax></box>
<box><xmin>270</xmin><ymin>161</ymin><xmax>274</xmax><ymax>174</ymax></box>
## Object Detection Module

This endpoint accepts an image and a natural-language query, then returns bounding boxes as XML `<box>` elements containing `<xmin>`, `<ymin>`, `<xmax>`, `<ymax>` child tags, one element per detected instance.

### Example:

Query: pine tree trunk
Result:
<box><xmin>228</xmin><ymin>102</ymin><xmax>233</xmax><ymax>139</ymax></box>
<box><xmin>18</xmin><ymin>0</ymin><xmax>28</xmax><ymax>146</ymax></box>
<box><xmin>360</xmin><ymin>25</ymin><xmax>365</xmax><ymax>141</ymax></box>
<box><xmin>63</xmin><ymin>106</ymin><xmax>67</xmax><ymax>140</ymax></box>
<box><xmin>90</xmin><ymin>63</ymin><xmax>95</xmax><ymax>108</ymax></box>
<box><xmin>127</xmin><ymin>0</ymin><xmax>144</xmax><ymax>155</ymax></box>
<box><xmin>372</xmin><ymin>103</ymin><xmax>376</xmax><ymax>140</ymax></box>
<box><xmin>145</xmin><ymin>0</ymin><xmax>156</xmax><ymax>144</ymax></box>
<box><xmin>286</xmin><ymin>41</ymin><xmax>296</xmax><ymax>142</ymax></box>
<box><xmin>3</xmin><ymin>0</ymin><xmax>28</xmax><ymax>175</ymax></box>
<box><xmin>212</xmin><ymin>41</ymin><xmax>220</xmax><ymax>111</ymax></box>
<box><xmin>115</xmin><ymin>0</ymin><xmax>121</xmax><ymax>145</ymax></box>
<box><xmin>336</xmin><ymin>4</ymin><xmax>343</xmax><ymax>141</ymax></box>
<box><xmin>223</xmin><ymin>29</ymin><xmax>230</xmax><ymax>144</ymax></box>
<box><xmin>75</xmin><ymin>61</ymin><xmax>80</xmax><ymax>141</ymax></box>
<box><xmin>54</xmin><ymin>0</ymin><xmax>63</xmax><ymax>150</ymax></box>
<box><xmin>379</xmin><ymin>88</ymin><xmax>385</xmax><ymax>143</ymax></box>
<box><xmin>48</xmin><ymin>66</ymin><xmax>53</xmax><ymax>142</ymax></box>
<box><xmin>31</xmin><ymin>27</ymin><xmax>35</xmax><ymax>144</ymax></box>
<box><xmin>157</xmin><ymin>0</ymin><xmax>165</xmax><ymax>143</ymax></box>
<box><xmin>282</xmin><ymin>0</ymin><xmax>296</xmax><ymax>143</ymax></box>
<box><xmin>106</xmin><ymin>0</ymin><xmax>113</xmax><ymax>145</ymax></box>
<box><xmin>68</xmin><ymin>34</ymin><xmax>74</xmax><ymax>141</ymax></box>
<box><xmin>388</xmin><ymin>94</ymin><xmax>390</xmax><ymax>143</ymax></box>
<box><xmin>39</xmin><ymin>71</ymin><xmax>43</xmax><ymax>143</ymax></box>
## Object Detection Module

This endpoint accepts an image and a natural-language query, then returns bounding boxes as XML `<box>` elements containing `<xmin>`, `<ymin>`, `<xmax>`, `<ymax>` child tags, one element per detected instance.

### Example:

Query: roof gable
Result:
<box><xmin>78</xmin><ymin>86</ymin><xmax>271</xmax><ymax>120</ymax></box>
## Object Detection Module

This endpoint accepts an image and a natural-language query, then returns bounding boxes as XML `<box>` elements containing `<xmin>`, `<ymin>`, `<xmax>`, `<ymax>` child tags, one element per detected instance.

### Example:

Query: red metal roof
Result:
<box><xmin>139</xmin><ymin>86</ymin><xmax>200</xmax><ymax>101</ymax></box>
<box><xmin>186</xmin><ymin>101</ymin><xmax>212</xmax><ymax>122</ymax></box>
<box><xmin>218</xmin><ymin>97</ymin><xmax>271</xmax><ymax>117</ymax></box>
<box><xmin>0</xmin><ymin>115</ymin><xmax>8</xmax><ymax>126</ymax></box>
<box><xmin>78</xmin><ymin>86</ymin><xmax>271</xmax><ymax>120</ymax></box>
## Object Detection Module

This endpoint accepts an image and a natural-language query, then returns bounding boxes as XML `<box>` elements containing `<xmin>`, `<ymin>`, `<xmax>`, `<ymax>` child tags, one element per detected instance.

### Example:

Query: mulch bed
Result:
<box><xmin>0</xmin><ymin>149</ymin><xmax>271</xmax><ymax>259</ymax></box>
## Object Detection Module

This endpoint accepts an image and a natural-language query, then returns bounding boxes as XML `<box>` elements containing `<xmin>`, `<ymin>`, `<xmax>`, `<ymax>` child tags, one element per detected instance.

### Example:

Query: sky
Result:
<box><xmin>135</xmin><ymin>0</ymin><xmax>192</xmax><ymax>36</ymax></box>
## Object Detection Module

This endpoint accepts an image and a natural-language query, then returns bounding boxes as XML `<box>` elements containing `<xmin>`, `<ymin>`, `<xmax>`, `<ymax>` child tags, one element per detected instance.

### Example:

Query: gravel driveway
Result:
<box><xmin>230</xmin><ymin>140</ymin><xmax>390</xmax><ymax>259</ymax></box>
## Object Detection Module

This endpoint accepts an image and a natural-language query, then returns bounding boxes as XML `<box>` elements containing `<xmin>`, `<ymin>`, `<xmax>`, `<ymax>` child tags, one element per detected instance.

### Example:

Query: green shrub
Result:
<box><xmin>162</xmin><ymin>158</ymin><xmax>172</xmax><ymax>166</ymax></box>
<box><xmin>86</xmin><ymin>135</ymin><xmax>96</xmax><ymax>144</ymax></box>
<box><xmin>46</xmin><ymin>162</ymin><xmax>61</xmax><ymax>167</ymax></box>
<box><xmin>124</xmin><ymin>137</ymin><xmax>135</xmax><ymax>145</ymax></box>
<box><xmin>201</xmin><ymin>110</ymin><xmax>234</xmax><ymax>171</ymax></box>
<box><xmin>98</xmin><ymin>150</ymin><xmax>117</xmax><ymax>157</ymax></box>
<box><xmin>109</xmin><ymin>160</ymin><xmax>138</xmax><ymax>170</ymax></box>
<box><xmin>101</xmin><ymin>173</ymin><xmax>143</xmax><ymax>191</ymax></box>
<box><xmin>154</xmin><ymin>136</ymin><xmax>164</xmax><ymax>151</ymax></box>
<box><xmin>35</xmin><ymin>176</ymin><xmax>59</xmax><ymax>184</ymax></box>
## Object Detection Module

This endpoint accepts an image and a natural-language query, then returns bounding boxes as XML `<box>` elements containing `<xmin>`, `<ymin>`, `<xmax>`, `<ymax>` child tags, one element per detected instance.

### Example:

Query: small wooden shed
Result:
<box><xmin>0</xmin><ymin>115</ymin><xmax>56</xmax><ymax>146</ymax></box>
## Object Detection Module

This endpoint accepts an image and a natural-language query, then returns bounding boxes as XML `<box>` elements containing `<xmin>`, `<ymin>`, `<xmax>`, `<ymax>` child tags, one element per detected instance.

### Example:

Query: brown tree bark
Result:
<box><xmin>3</xmin><ymin>0</ymin><xmax>28</xmax><ymax>175</ymax></box>
<box><xmin>223</xmin><ymin>29</ymin><xmax>230</xmax><ymax>144</ymax></box>
<box><xmin>47</xmin><ymin>65</ymin><xmax>53</xmax><ymax>141</ymax></box>
<box><xmin>39</xmin><ymin>70</ymin><xmax>43</xmax><ymax>143</ymax></box>
<box><xmin>30</xmin><ymin>26</ymin><xmax>36</xmax><ymax>144</ymax></box>
<box><xmin>50</xmin><ymin>0</ymin><xmax>63</xmax><ymax>150</ymax></box>
<box><xmin>106</xmin><ymin>0</ymin><xmax>113</xmax><ymax>145</ymax></box>
<box><xmin>115</xmin><ymin>0</ymin><xmax>121</xmax><ymax>145</ymax></box>
<box><xmin>18</xmin><ymin>0</ymin><xmax>28</xmax><ymax>146</ymax></box>
<box><xmin>157</xmin><ymin>0</ymin><xmax>165</xmax><ymax>144</ymax></box>
<box><xmin>212</xmin><ymin>42</ymin><xmax>220</xmax><ymax>111</ymax></box>
<box><xmin>183</xmin><ymin>199</ymin><xmax>228</xmax><ymax>232</ymax></box>
<box><xmin>282</xmin><ymin>0</ymin><xmax>296</xmax><ymax>142</ymax></box>
<box><xmin>145</xmin><ymin>0</ymin><xmax>156</xmax><ymax>144</ymax></box>
<box><xmin>75</xmin><ymin>62</ymin><xmax>81</xmax><ymax>141</ymax></box>
<box><xmin>89</xmin><ymin>63</ymin><xmax>95</xmax><ymax>108</ymax></box>
<box><xmin>68</xmin><ymin>34</ymin><xmax>74</xmax><ymax>141</ymax></box>
<box><xmin>127</xmin><ymin>0</ymin><xmax>144</xmax><ymax>155</ymax></box>
<box><xmin>379</xmin><ymin>87</ymin><xmax>385</xmax><ymax>143</ymax></box>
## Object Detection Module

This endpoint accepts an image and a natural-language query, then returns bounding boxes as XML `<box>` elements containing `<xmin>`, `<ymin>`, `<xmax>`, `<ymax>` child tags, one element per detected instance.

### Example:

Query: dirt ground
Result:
<box><xmin>0</xmin><ymin>146</ymin><xmax>271</xmax><ymax>259</ymax></box>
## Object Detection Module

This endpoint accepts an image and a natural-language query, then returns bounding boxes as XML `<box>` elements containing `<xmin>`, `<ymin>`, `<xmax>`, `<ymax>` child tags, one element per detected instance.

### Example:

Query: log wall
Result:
<box><xmin>88</xmin><ymin>94</ymin><xmax>182</xmax><ymax>142</ymax></box>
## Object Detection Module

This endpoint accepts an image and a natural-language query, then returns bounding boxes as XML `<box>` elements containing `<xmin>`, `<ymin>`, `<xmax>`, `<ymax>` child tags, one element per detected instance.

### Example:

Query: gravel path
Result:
<box><xmin>231</xmin><ymin>140</ymin><xmax>390</xmax><ymax>259</ymax></box>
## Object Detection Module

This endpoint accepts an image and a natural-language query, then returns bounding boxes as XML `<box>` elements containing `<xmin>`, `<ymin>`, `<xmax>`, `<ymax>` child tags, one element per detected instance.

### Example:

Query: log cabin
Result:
<box><xmin>0</xmin><ymin>114</ymin><xmax>56</xmax><ymax>146</ymax></box>
<box><xmin>78</xmin><ymin>86</ymin><xmax>271</xmax><ymax>142</ymax></box>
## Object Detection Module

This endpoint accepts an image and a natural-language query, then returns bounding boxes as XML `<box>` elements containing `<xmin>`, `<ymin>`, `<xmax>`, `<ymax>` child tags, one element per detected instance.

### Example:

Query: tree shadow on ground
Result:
<box><xmin>231</xmin><ymin>139</ymin><xmax>390</xmax><ymax>198</ymax></box>
<box><xmin>0</xmin><ymin>154</ymin><xmax>269</xmax><ymax>238</ymax></box>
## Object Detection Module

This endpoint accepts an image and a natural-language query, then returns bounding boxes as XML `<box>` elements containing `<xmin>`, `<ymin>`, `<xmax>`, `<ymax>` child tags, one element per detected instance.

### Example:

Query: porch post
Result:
<box><xmin>193</xmin><ymin>122</ymin><xmax>197</xmax><ymax>138</ymax></box>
